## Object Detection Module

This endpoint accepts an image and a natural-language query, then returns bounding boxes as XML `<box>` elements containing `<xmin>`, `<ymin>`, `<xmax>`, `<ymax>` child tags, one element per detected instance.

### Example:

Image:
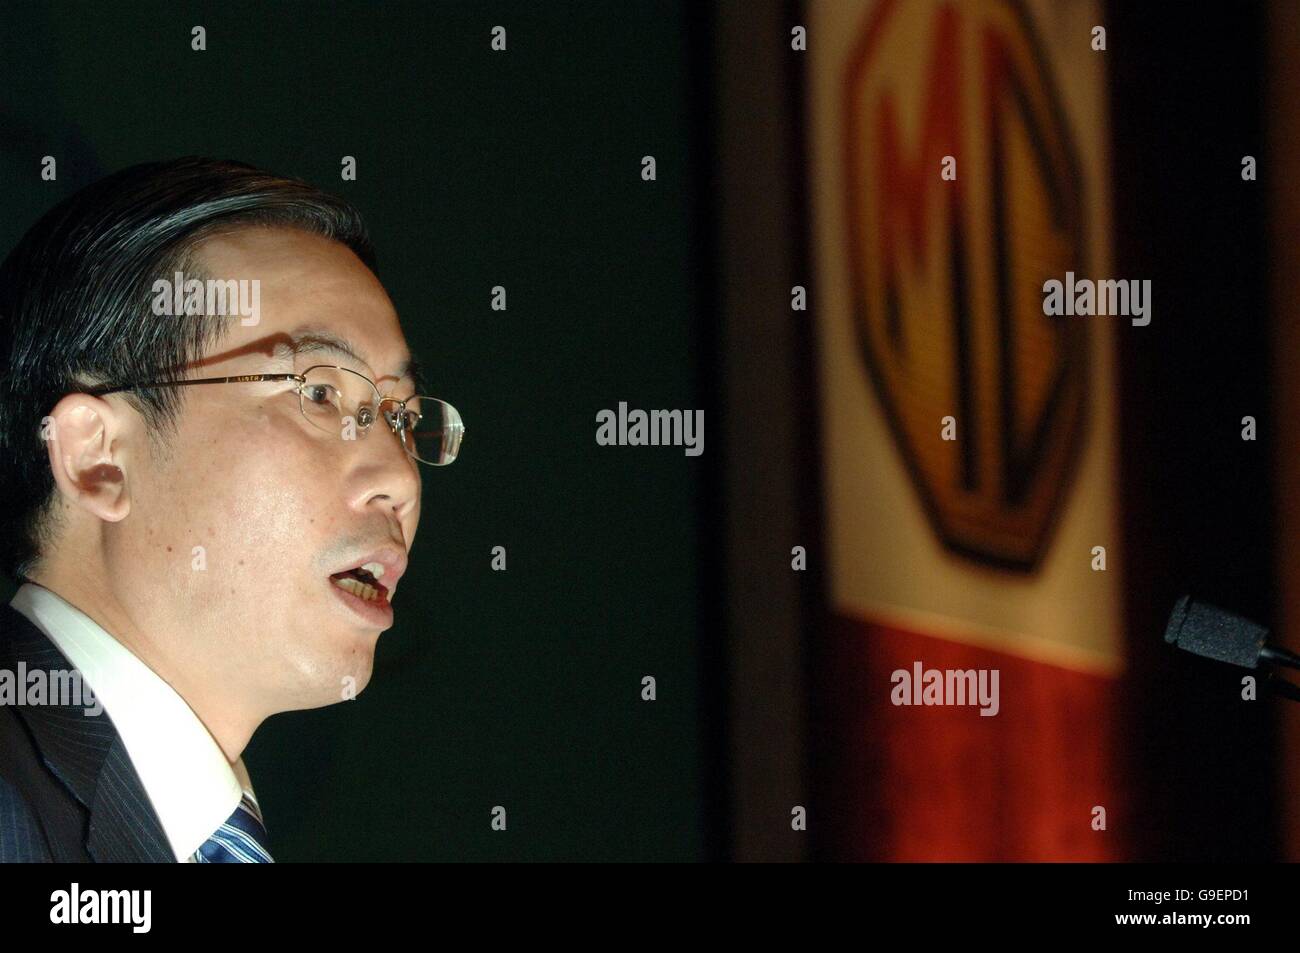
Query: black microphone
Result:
<box><xmin>1165</xmin><ymin>595</ymin><xmax>1300</xmax><ymax>700</ymax></box>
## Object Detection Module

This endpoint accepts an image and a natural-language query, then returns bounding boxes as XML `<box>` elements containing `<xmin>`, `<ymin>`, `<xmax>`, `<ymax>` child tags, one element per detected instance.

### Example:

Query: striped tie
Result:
<box><xmin>192</xmin><ymin>791</ymin><xmax>274</xmax><ymax>863</ymax></box>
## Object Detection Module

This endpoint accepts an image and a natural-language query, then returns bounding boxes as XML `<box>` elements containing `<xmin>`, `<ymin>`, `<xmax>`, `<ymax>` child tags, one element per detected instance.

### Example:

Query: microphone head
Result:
<box><xmin>1164</xmin><ymin>595</ymin><xmax>1269</xmax><ymax>669</ymax></box>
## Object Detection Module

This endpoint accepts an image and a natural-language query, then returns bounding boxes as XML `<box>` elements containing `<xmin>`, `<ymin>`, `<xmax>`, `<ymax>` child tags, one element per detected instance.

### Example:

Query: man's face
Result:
<box><xmin>111</xmin><ymin>227</ymin><xmax>422</xmax><ymax>714</ymax></box>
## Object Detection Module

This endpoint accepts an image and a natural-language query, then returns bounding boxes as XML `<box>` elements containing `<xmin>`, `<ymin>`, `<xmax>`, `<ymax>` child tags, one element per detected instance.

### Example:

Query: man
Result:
<box><xmin>0</xmin><ymin>157</ymin><xmax>463</xmax><ymax>861</ymax></box>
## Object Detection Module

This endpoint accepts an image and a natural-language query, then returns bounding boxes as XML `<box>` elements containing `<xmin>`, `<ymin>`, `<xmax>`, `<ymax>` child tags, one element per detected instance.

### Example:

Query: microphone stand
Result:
<box><xmin>1258</xmin><ymin>645</ymin><xmax>1300</xmax><ymax>702</ymax></box>
<box><xmin>1261</xmin><ymin>645</ymin><xmax>1300</xmax><ymax>669</ymax></box>
<box><xmin>1265</xmin><ymin>671</ymin><xmax>1300</xmax><ymax>704</ymax></box>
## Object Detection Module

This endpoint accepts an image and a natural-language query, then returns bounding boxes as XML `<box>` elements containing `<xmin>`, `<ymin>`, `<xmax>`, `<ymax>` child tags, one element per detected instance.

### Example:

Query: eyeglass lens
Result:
<box><xmin>297</xmin><ymin>365</ymin><xmax>463</xmax><ymax>466</ymax></box>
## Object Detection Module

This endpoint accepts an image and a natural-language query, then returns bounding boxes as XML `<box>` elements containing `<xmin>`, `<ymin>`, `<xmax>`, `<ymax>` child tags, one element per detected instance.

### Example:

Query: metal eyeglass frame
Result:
<box><xmin>84</xmin><ymin>364</ymin><xmax>464</xmax><ymax>466</ymax></box>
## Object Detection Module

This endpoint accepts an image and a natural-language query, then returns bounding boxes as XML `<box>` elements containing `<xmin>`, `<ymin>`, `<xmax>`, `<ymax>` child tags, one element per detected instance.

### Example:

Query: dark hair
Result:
<box><xmin>0</xmin><ymin>156</ymin><xmax>377</xmax><ymax>581</ymax></box>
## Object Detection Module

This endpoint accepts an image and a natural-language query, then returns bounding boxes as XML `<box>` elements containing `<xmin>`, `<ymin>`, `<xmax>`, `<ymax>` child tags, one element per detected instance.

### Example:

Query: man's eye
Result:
<box><xmin>302</xmin><ymin>383</ymin><xmax>337</xmax><ymax>405</ymax></box>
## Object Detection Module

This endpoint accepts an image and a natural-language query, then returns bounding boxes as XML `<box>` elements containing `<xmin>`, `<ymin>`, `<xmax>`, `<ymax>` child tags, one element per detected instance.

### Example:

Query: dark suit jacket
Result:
<box><xmin>0</xmin><ymin>603</ymin><xmax>174</xmax><ymax>862</ymax></box>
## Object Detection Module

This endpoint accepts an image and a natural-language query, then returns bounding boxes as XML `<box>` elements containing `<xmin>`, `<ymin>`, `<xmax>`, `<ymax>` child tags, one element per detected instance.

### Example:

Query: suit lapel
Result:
<box><xmin>2</xmin><ymin>604</ymin><xmax>174</xmax><ymax>862</ymax></box>
<box><xmin>87</xmin><ymin>736</ymin><xmax>176</xmax><ymax>862</ymax></box>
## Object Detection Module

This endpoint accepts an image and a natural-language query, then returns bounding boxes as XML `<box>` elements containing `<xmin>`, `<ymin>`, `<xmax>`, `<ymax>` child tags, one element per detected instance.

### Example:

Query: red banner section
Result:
<box><xmin>815</xmin><ymin>610</ymin><xmax>1124</xmax><ymax>861</ymax></box>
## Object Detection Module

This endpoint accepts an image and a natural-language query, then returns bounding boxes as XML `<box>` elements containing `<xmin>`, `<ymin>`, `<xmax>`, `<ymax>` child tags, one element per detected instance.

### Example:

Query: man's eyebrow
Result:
<box><xmin>403</xmin><ymin>355</ymin><xmax>426</xmax><ymax>394</ymax></box>
<box><xmin>276</xmin><ymin>327</ymin><xmax>419</xmax><ymax>386</ymax></box>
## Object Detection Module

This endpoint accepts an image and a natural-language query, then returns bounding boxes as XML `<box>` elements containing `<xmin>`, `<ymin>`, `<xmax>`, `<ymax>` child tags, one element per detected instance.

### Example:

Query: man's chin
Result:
<box><xmin>282</xmin><ymin>633</ymin><xmax>379</xmax><ymax>710</ymax></box>
<box><xmin>333</xmin><ymin>639</ymin><xmax>378</xmax><ymax>702</ymax></box>
<box><xmin>287</xmin><ymin>666</ymin><xmax>375</xmax><ymax>712</ymax></box>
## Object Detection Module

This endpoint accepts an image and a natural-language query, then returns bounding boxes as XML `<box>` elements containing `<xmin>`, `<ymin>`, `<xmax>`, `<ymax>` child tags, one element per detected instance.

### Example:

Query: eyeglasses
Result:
<box><xmin>86</xmin><ymin>364</ymin><xmax>465</xmax><ymax>466</ymax></box>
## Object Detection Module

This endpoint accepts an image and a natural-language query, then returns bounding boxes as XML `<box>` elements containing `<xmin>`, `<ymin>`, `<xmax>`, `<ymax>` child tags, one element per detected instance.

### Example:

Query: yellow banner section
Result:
<box><xmin>809</xmin><ymin>0</ymin><xmax>1122</xmax><ymax>672</ymax></box>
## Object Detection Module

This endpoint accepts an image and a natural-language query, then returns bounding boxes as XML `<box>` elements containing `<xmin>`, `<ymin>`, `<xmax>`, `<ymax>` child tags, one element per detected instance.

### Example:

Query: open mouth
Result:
<box><xmin>329</xmin><ymin>562</ymin><xmax>390</xmax><ymax>603</ymax></box>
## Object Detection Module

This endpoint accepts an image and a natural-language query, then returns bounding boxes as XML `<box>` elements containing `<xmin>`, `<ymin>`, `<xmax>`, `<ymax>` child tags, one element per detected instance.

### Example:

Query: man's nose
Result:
<box><xmin>350</xmin><ymin>422</ymin><xmax>422</xmax><ymax>525</ymax></box>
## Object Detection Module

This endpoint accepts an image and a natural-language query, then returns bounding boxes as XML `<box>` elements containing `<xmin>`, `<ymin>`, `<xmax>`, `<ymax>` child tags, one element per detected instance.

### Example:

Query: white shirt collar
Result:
<box><xmin>10</xmin><ymin>582</ymin><xmax>252</xmax><ymax>862</ymax></box>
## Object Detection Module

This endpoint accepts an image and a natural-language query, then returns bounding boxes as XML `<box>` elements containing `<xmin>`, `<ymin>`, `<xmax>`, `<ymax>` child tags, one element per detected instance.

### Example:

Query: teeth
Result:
<box><xmin>332</xmin><ymin>576</ymin><xmax>380</xmax><ymax>602</ymax></box>
<box><xmin>360</xmin><ymin>562</ymin><xmax>385</xmax><ymax>579</ymax></box>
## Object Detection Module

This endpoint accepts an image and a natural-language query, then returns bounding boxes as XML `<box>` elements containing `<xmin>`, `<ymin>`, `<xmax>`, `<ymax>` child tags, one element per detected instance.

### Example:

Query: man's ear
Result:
<box><xmin>43</xmin><ymin>394</ymin><xmax>132</xmax><ymax>523</ymax></box>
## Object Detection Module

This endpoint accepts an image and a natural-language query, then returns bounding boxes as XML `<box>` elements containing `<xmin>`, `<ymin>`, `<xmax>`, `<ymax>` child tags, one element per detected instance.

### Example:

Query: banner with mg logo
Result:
<box><xmin>808</xmin><ymin>0</ymin><xmax>1124</xmax><ymax>859</ymax></box>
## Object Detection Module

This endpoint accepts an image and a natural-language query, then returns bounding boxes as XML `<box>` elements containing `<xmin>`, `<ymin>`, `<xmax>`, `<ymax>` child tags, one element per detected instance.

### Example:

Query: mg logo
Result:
<box><xmin>842</xmin><ymin>0</ymin><xmax>1088</xmax><ymax>570</ymax></box>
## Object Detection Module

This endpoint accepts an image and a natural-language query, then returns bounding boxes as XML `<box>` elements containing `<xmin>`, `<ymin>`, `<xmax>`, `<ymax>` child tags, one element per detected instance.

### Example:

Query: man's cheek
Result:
<box><xmin>404</xmin><ymin>500</ymin><xmax>421</xmax><ymax>547</ymax></box>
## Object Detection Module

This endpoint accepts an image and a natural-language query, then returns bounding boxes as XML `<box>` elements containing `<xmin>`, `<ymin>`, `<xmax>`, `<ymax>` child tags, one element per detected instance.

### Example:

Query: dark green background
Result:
<box><xmin>0</xmin><ymin>0</ymin><xmax>706</xmax><ymax>860</ymax></box>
